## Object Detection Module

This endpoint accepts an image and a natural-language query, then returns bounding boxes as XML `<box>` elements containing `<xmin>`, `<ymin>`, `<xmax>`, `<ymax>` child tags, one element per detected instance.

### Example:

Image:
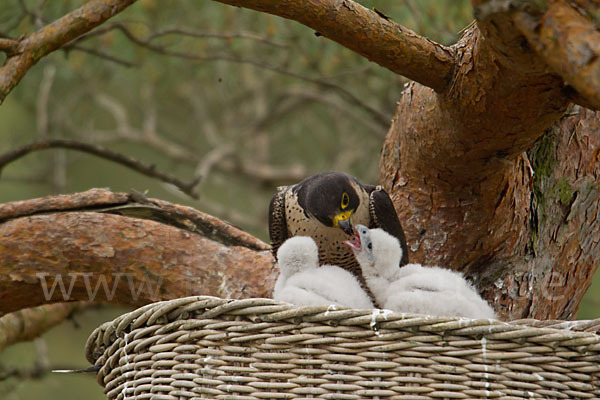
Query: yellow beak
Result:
<box><xmin>332</xmin><ymin>210</ymin><xmax>353</xmax><ymax>228</ymax></box>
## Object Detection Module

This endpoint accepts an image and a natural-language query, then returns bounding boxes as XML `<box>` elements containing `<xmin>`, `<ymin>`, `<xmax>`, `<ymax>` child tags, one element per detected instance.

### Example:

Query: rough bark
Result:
<box><xmin>0</xmin><ymin>190</ymin><xmax>275</xmax><ymax>315</ymax></box>
<box><xmin>380</xmin><ymin>24</ymin><xmax>566</xmax><ymax>269</ymax></box>
<box><xmin>514</xmin><ymin>1</ymin><xmax>600</xmax><ymax>110</ymax></box>
<box><xmin>379</xmin><ymin>1</ymin><xmax>599</xmax><ymax>319</ymax></box>
<box><xmin>515</xmin><ymin>107</ymin><xmax>600</xmax><ymax>319</ymax></box>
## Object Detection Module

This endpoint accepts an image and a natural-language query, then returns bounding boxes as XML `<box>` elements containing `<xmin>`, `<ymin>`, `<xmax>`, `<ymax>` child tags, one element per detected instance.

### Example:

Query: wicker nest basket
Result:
<box><xmin>86</xmin><ymin>296</ymin><xmax>600</xmax><ymax>400</ymax></box>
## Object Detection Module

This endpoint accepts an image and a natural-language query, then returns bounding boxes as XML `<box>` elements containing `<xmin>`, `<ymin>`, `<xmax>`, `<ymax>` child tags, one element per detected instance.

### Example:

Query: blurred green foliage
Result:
<box><xmin>0</xmin><ymin>0</ymin><xmax>597</xmax><ymax>399</ymax></box>
<box><xmin>0</xmin><ymin>0</ymin><xmax>472</xmax><ymax>240</ymax></box>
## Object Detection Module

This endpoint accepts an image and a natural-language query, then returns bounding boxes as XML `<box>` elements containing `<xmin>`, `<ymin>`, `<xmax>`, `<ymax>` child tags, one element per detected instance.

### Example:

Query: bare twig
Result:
<box><xmin>69</xmin><ymin>20</ymin><xmax>389</xmax><ymax>126</ymax></box>
<box><xmin>66</xmin><ymin>44</ymin><xmax>138</xmax><ymax>67</ymax></box>
<box><xmin>35</xmin><ymin>65</ymin><xmax>68</xmax><ymax>194</ymax></box>
<box><xmin>17</xmin><ymin>0</ymin><xmax>46</xmax><ymax>29</ymax></box>
<box><xmin>36</xmin><ymin>65</ymin><xmax>55</xmax><ymax>140</ymax></box>
<box><xmin>273</xmin><ymin>68</ymin><xmax>391</xmax><ymax>127</ymax></box>
<box><xmin>193</xmin><ymin>144</ymin><xmax>235</xmax><ymax>192</ymax></box>
<box><xmin>72</xmin><ymin>22</ymin><xmax>288</xmax><ymax>48</ymax></box>
<box><xmin>0</xmin><ymin>362</ymin><xmax>89</xmax><ymax>382</ymax></box>
<box><xmin>147</xmin><ymin>27</ymin><xmax>289</xmax><ymax>48</ymax></box>
<box><xmin>227</xmin><ymin>160</ymin><xmax>306</xmax><ymax>184</ymax></box>
<box><xmin>280</xmin><ymin>88</ymin><xmax>387</xmax><ymax>136</ymax></box>
<box><xmin>0</xmin><ymin>139</ymin><xmax>202</xmax><ymax>199</ymax></box>
<box><xmin>87</xmin><ymin>92</ymin><xmax>308</xmax><ymax>185</ymax></box>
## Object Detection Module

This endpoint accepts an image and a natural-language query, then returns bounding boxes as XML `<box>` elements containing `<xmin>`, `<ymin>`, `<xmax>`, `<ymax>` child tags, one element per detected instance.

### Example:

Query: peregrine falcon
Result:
<box><xmin>268</xmin><ymin>172</ymin><xmax>409</xmax><ymax>303</ymax></box>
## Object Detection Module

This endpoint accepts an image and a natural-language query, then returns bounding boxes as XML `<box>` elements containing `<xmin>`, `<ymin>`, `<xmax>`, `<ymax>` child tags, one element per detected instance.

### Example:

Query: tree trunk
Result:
<box><xmin>378</xmin><ymin>2</ymin><xmax>600</xmax><ymax>320</ymax></box>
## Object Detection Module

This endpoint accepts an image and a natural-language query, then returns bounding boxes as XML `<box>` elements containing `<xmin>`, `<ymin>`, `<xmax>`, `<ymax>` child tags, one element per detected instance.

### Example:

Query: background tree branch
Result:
<box><xmin>0</xmin><ymin>303</ymin><xmax>81</xmax><ymax>352</ymax></box>
<box><xmin>213</xmin><ymin>0</ymin><xmax>455</xmax><ymax>92</ymax></box>
<box><xmin>67</xmin><ymin>21</ymin><xmax>393</xmax><ymax>127</ymax></box>
<box><xmin>0</xmin><ymin>0</ymin><xmax>137</xmax><ymax>104</ymax></box>
<box><xmin>0</xmin><ymin>139</ymin><xmax>204</xmax><ymax>199</ymax></box>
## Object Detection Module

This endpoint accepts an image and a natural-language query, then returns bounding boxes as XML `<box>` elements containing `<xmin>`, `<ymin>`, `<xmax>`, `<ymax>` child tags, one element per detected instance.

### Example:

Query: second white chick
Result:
<box><xmin>346</xmin><ymin>225</ymin><xmax>496</xmax><ymax>319</ymax></box>
<box><xmin>273</xmin><ymin>236</ymin><xmax>374</xmax><ymax>309</ymax></box>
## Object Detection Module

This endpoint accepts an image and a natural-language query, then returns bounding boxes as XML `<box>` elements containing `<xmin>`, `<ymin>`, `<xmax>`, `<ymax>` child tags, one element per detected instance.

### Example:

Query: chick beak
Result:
<box><xmin>337</xmin><ymin>218</ymin><xmax>354</xmax><ymax>235</ymax></box>
<box><xmin>344</xmin><ymin>228</ymin><xmax>361</xmax><ymax>251</ymax></box>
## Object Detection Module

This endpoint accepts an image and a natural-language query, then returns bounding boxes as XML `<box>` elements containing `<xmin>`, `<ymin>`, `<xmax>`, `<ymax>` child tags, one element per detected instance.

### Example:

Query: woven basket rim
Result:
<box><xmin>86</xmin><ymin>295</ymin><xmax>600</xmax><ymax>366</ymax></box>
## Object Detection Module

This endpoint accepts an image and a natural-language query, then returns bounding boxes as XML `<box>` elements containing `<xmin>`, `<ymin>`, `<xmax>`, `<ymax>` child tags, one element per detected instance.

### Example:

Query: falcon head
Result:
<box><xmin>296</xmin><ymin>172</ymin><xmax>360</xmax><ymax>235</ymax></box>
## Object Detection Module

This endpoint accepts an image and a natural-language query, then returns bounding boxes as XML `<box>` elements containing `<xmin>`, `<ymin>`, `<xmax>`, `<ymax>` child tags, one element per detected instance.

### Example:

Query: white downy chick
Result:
<box><xmin>385</xmin><ymin>263</ymin><xmax>496</xmax><ymax>319</ymax></box>
<box><xmin>346</xmin><ymin>225</ymin><xmax>496</xmax><ymax>319</ymax></box>
<box><xmin>344</xmin><ymin>225</ymin><xmax>403</xmax><ymax>307</ymax></box>
<box><xmin>273</xmin><ymin>236</ymin><xmax>374</xmax><ymax>309</ymax></box>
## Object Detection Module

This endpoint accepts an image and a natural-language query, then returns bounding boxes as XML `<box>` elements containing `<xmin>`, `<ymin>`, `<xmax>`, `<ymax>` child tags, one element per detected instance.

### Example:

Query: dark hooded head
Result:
<box><xmin>295</xmin><ymin>172</ymin><xmax>360</xmax><ymax>234</ymax></box>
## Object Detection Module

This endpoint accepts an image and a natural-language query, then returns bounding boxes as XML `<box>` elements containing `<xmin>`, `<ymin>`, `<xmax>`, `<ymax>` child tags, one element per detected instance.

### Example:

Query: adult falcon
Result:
<box><xmin>268</xmin><ymin>172</ymin><xmax>409</xmax><ymax>302</ymax></box>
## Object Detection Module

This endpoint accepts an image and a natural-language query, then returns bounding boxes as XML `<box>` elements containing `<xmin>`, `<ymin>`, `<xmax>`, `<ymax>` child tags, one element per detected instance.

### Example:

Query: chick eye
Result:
<box><xmin>341</xmin><ymin>192</ymin><xmax>350</xmax><ymax>209</ymax></box>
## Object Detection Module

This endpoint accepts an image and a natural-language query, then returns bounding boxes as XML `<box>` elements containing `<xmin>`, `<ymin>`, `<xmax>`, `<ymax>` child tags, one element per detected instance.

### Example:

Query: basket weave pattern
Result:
<box><xmin>86</xmin><ymin>296</ymin><xmax>600</xmax><ymax>400</ymax></box>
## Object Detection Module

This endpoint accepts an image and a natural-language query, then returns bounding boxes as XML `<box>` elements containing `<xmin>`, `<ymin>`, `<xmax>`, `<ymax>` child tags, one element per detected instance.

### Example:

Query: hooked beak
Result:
<box><xmin>337</xmin><ymin>218</ymin><xmax>354</xmax><ymax>235</ymax></box>
<box><xmin>333</xmin><ymin>210</ymin><xmax>354</xmax><ymax>235</ymax></box>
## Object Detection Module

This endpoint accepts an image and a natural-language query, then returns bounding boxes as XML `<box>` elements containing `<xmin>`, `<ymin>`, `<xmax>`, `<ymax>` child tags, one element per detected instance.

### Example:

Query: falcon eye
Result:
<box><xmin>341</xmin><ymin>192</ymin><xmax>350</xmax><ymax>209</ymax></box>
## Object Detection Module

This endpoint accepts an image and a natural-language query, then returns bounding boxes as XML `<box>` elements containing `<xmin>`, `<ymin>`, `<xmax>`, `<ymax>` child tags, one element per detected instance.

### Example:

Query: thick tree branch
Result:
<box><xmin>0</xmin><ymin>139</ymin><xmax>202</xmax><ymax>199</ymax></box>
<box><xmin>0</xmin><ymin>213</ymin><xmax>274</xmax><ymax>314</ymax></box>
<box><xmin>0</xmin><ymin>0</ymin><xmax>137</xmax><ymax>104</ymax></box>
<box><xmin>213</xmin><ymin>0</ymin><xmax>455</xmax><ymax>92</ymax></box>
<box><xmin>0</xmin><ymin>188</ymin><xmax>269</xmax><ymax>251</ymax></box>
<box><xmin>0</xmin><ymin>188</ymin><xmax>128</xmax><ymax>220</ymax></box>
<box><xmin>514</xmin><ymin>0</ymin><xmax>600</xmax><ymax>111</ymax></box>
<box><xmin>0</xmin><ymin>191</ymin><xmax>274</xmax><ymax>315</ymax></box>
